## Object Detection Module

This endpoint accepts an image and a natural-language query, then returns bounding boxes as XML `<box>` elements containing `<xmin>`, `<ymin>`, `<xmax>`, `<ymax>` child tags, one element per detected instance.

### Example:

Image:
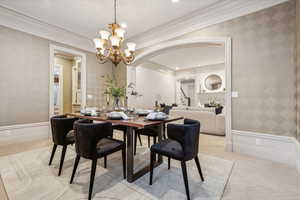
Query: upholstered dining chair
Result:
<box><xmin>70</xmin><ymin>119</ymin><xmax>126</xmax><ymax>200</ymax></box>
<box><xmin>49</xmin><ymin>115</ymin><xmax>78</xmax><ymax>176</ymax></box>
<box><xmin>134</xmin><ymin>127</ymin><xmax>157</xmax><ymax>155</ymax></box>
<box><xmin>149</xmin><ymin>119</ymin><xmax>204</xmax><ymax>200</ymax></box>
<box><xmin>113</xmin><ymin>124</ymin><xmax>142</xmax><ymax>145</ymax></box>
<box><xmin>134</xmin><ymin>125</ymin><xmax>167</xmax><ymax>155</ymax></box>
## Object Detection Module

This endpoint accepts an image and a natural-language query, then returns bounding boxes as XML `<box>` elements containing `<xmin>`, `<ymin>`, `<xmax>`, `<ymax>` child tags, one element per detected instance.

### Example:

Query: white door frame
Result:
<box><xmin>53</xmin><ymin>64</ymin><xmax>64</xmax><ymax>114</ymax></box>
<box><xmin>131</xmin><ymin>37</ymin><xmax>232</xmax><ymax>151</ymax></box>
<box><xmin>49</xmin><ymin>44</ymin><xmax>87</xmax><ymax>117</ymax></box>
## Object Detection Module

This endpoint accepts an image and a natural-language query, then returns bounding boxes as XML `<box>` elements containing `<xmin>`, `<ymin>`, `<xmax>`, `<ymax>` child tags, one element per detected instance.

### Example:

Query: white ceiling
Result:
<box><xmin>0</xmin><ymin>0</ymin><xmax>221</xmax><ymax>39</ymax></box>
<box><xmin>149</xmin><ymin>44</ymin><xmax>225</xmax><ymax>71</ymax></box>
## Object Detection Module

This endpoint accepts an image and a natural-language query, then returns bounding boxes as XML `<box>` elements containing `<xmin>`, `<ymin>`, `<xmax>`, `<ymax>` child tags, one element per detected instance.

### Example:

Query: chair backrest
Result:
<box><xmin>167</xmin><ymin>119</ymin><xmax>200</xmax><ymax>161</ymax></box>
<box><xmin>74</xmin><ymin>120</ymin><xmax>113</xmax><ymax>159</ymax></box>
<box><xmin>50</xmin><ymin>115</ymin><xmax>78</xmax><ymax>145</ymax></box>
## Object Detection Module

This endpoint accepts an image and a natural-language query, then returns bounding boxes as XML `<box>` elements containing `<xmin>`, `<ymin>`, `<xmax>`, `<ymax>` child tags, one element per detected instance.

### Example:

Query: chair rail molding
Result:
<box><xmin>131</xmin><ymin>0</ymin><xmax>289</xmax><ymax>48</ymax></box>
<box><xmin>0</xmin><ymin>122</ymin><xmax>50</xmax><ymax>146</ymax></box>
<box><xmin>131</xmin><ymin>37</ymin><xmax>232</xmax><ymax>151</ymax></box>
<box><xmin>232</xmin><ymin>130</ymin><xmax>300</xmax><ymax>169</ymax></box>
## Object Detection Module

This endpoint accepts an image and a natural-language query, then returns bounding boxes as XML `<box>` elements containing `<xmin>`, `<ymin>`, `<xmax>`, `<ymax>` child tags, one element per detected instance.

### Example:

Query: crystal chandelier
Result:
<box><xmin>93</xmin><ymin>0</ymin><xmax>136</xmax><ymax>66</ymax></box>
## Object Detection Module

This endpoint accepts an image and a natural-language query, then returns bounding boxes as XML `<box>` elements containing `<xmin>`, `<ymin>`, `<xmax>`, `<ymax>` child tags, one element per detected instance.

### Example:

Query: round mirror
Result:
<box><xmin>204</xmin><ymin>74</ymin><xmax>222</xmax><ymax>91</ymax></box>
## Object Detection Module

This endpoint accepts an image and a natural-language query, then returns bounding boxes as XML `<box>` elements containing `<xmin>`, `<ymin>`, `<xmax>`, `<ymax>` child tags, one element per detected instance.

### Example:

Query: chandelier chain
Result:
<box><xmin>114</xmin><ymin>0</ymin><xmax>117</xmax><ymax>23</ymax></box>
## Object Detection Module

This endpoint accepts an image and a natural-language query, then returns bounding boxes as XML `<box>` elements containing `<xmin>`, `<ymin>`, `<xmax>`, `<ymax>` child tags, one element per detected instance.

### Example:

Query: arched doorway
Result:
<box><xmin>131</xmin><ymin>37</ymin><xmax>232</xmax><ymax>151</ymax></box>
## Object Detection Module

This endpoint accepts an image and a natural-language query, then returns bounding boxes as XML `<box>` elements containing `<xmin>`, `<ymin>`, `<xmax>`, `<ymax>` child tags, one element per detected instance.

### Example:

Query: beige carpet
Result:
<box><xmin>0</xmin><ymin>146</ymin><xmax>233</xmax><ymax>200</ymax></box>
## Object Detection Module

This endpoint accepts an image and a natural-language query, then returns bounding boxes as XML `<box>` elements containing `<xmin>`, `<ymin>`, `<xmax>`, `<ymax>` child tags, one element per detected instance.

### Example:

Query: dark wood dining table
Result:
<box><xmin>66</xmin><ymin>112</ymin><xmax>183</xmax><ymax>183</ymax></box>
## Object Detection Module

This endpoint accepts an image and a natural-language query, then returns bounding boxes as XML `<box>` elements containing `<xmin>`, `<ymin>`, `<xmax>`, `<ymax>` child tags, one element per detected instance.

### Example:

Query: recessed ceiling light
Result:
<box><xmin>175</xmin><ymin>67</ymin><xmax>179</xmax><ymax>70</ymax></box>
<box><xmin>121</xmin><ymin>23</ymin><xmax>127</xmax><ymax>28</ymax></box>
<box><xmin>172</xmin><ymin>0</ymin><xmax>180</xmax><ymax>3</ymax></box>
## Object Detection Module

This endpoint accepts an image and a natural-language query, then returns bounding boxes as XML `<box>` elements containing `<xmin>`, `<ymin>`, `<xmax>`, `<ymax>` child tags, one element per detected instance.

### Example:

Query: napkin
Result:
<box><xmin>108</xmin><ymin>112</ymin><xmax>129</xmax><ymax>120</ymax></box>
<box><xmin>146</xmin><ymin>112</ymin><xmax>168</xmax><ymax>120</ymax></box>
<box><xmin>136</xmin><ymin>109</ymin><xmax>153</xmax><ymax>115</ymax></box>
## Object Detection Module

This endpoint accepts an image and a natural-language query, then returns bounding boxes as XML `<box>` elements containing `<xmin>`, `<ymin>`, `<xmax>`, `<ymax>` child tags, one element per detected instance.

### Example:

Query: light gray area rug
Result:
<box><xmin>0</xmin><ymin>146</ymin><xmax>233</xmax><ymax>200</ymax></box>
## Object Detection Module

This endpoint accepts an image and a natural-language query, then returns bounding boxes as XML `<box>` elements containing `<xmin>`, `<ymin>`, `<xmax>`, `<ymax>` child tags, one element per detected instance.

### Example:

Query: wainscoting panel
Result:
<box><xmin>0</xmin><ymin>122</ymin><xmax>49</xmax><ymax>146</ymax></box>
<box><xmin>232</xmin><ymin>130</ymin><xmax>296</xmax><ymax>166</ymax></box>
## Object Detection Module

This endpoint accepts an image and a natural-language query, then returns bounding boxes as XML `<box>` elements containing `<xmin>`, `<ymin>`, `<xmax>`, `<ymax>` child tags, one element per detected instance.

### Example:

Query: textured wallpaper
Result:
<box><xmin>113</xmin><ymin>62</ymin><xmax>127</xmax><ymax>88</ymax></box>
<box><xmin>137</xmin><ymin>1</ymin><xmax>297</xmax><ymax>137</ymax></box>
<box><xmin>177</xmin><ymin>1</ymin><xmax>297</xmax><ymax>137</ymax></box>
<box><xmin>0</xmin><ymin>26</ymin><xmax>112</xmax><ymax>126</ymax></box>
<box><xmin>85</xmin><ymin>53</ymin><xmax>113</xmax><ymax>108</ymax></box>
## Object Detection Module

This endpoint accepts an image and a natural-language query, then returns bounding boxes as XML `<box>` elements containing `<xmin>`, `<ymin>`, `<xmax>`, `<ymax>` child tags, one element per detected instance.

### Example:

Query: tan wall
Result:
<box><xmin>0</xmin><ymin>26</ymin><xmax>112</xmax><ymax>126</ymax></box>
<box><xmin>137</xmin><ymin>1</ymin><xmax>297</xmax><ymax>137</ymax></box>
<box><xmin>85</xmin><ymin>53</ymin><xmax>113</xmax><ymax>107</ymax></box>
<box><xmin>297</xmin><ymin>0</ymin><xmax>300</xmax><ymax>140</ymax></box>
<box><xmin>54</xmin><ymin>57</ymin><xmax>73</xmax><ymax>113</ymax></box>
<box><xmin>113</xmin><ymin>62</ymin><xmax>127</xmax><ymax>88</ymax></box>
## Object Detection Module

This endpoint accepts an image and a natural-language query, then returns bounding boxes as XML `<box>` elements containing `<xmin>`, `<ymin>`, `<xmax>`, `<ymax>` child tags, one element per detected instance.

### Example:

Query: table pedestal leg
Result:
<box><xmin>126</xmin><ymin>127</ymin><xmax>134</xmax><ymax>182</ymax></box>
<box><xmin>126</xmin><ymin>124</ymin><xmax>164</xmax><ymax>183</ymax></box>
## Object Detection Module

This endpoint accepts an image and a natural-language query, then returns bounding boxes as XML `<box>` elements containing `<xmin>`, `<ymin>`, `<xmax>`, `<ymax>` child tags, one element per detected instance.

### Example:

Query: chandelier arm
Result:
<box><xmin>97</xmin><ymin>59</ymin><xmax>108</xmax><ymax>64</ymax></box>
<box><xmin>107</xmin><ymin>48</ymin><xmax>117</xmax><ymax>62</ymax></box>
<box><xmin>128</xmin><ymin>54</ymin><xmax>135</xmax><ymax>64</ymax></box>
<box><xmin>98</xmin><ymin>47</ymin><xmax>111</xmax><ymax>58</ymax></box>
<box><xmin>96</xmin><ymin>51</ymin><xmax>109</xmax><ymax>64</ymax></box>
<box><xmin>96</xmin><ymin>58</ymin><xmax>107</xmax><ymax>64</ymax></box>
<box><xmin>123</xmin><ymin>60</ymin><xmax>131</xmax><ymax>65</ymax></box>
<box><xmin>121</xmin><ymin>52</ymin><xmax>135</xmax><ymax>65</ymax></box>
<box><xmin>120</xmin><ymin>51</ymin><xmax>129</xmax><ymax>64</ymax></box>
<box><xmin>131</xmin><ymin>54</ymin><xmax>135</xmax><ymax>62</ymax></box>
<box><xmin>104</xmin><ymin>48</ymin><xmax>113</xmax><ymax>60</ymax></box>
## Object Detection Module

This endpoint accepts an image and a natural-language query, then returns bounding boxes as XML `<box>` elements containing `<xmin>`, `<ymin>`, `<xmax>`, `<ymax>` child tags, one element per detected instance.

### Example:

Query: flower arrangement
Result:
<box><xmin>104</xmin><ymin>76</ymin><xmax>126</xmax><ymax>109</ymax></box>
<box><xmin>127</xmin><ymin>82</ymin><xmax>142</xmax><ymax>97</ymax></box>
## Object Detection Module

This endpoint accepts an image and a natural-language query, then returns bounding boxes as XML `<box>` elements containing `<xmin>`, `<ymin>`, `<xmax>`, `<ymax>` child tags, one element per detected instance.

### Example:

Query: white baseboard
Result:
<box><xmin>232</xmin><ymin>130</ymin><xmax>296</xmax><ymax>166</ymax></box>
<box><xmin>294</xmin><ymin>139</ymin><xmax>300</xmax><ymax>173</ymax></box>
<box><xmin>0</xmin><ymin>122</ymin><xmax>50</xmax><ymax>146</ymax></box>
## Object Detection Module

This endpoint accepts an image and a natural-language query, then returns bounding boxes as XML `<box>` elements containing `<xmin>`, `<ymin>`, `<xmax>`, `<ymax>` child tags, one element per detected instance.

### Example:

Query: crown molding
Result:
<box><xmin>0</xmin><ymin>0</ymin><xmax>288</xmax><ymax>52</ymax></box>
<box><xmin>130</xmin><ymin>0</ymin><xmax>289</xmax><ymax>49</ymax></box>
<box><xmin>0</xmin><ymin>5</ymin><xmax>95</xmax><ymax>52</ymax></box>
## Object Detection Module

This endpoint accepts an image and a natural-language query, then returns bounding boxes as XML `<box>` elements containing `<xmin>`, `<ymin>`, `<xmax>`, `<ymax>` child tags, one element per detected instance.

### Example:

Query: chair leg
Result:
<box><xmin>88</xmin><ymin>159</ymin><xmax>97</xmax><ymax>200</ymax></box>
<box><xmin>48</xmin><ymin>144</ymin><xmax>57</xmax><ymax>166</ymax></box>
<box><xmin>163</xmin><ymin>124</ymin><xmax>166</xmax><ymax>139</ymax></box>
<box><xmin>168</xmin><ymin>157</ymin><xmax>171</xmax><ymax>170</ymax></box>
<box><xmin>122</xmin><ymin>147</ymin><xmax>126</xmax><ymax>179</ymax></box>
<box><xmin>70</xmin><ymin>155</ymin><xmax>80</xmax><ymax>184</ymax></box>
<box><xmin>138</xmin><ymin>134</ymin><xmax>142</xmax><ymax>146</ymax></box>
<box><xmin>134</xmin><ymin>131</ymin><xmax>137</xmax><ymax>155</ymax></box>
<box><xmin>123</xmin><ymin>130</ymin><xmax>126</xmax><ymax>143</ymax></box>
<box><xmin>148</xmin><ymin>136</ymin><xmax>150</xmax><ymax>147</ymax></box>
<box><xmin>149</xmin><ymin>151</ymin><xmax>155</xmax><ymax>185</ymax></box>
<box><xmin>181</xmin><ymin>161</ymin><xmax>191</xmax><ymax>200</ymax></box>
<box><xmin>194</xmin><ymin>156</ymin><xmax>204</xmax><ymax>181</ymax></box>
<box><xmin>58</xmin><ymin>145</ymin><xmax>67</xmax><ymax>176</ymax></box>
<box><xmin>152</xmin><ymin>137</ymin><xmax>157</xmax><ymax>162</ymax></box>
<box><xmin>104</xmin><ymin>156</ymin><xmax>107</xmax><ymax>168</ymax></box>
